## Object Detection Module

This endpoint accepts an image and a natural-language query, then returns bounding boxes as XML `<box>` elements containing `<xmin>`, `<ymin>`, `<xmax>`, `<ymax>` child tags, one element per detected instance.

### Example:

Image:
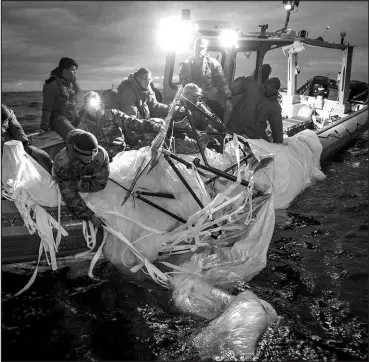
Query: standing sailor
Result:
<box><xmin>179</xmin><ymin>37</ymin><xmax>233</xmax><ymax>121</ymax></box>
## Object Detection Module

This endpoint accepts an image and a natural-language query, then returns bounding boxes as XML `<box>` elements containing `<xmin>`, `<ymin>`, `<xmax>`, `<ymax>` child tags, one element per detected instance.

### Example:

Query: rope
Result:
<box><xmin>318</xmin><ymin>119</ymin><xmax>368</xmax><ymax>139</ymax></box>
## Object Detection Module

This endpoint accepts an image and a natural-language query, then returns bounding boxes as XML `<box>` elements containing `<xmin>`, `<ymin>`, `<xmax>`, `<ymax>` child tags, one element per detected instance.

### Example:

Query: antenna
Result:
<box><xmin>320</xmin><ymin>26</ymin><xmax>330</xmax><ymax>38</ymax></box>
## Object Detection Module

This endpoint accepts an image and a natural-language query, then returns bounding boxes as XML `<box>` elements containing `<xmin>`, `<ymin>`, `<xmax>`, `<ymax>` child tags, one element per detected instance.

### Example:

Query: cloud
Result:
<box><xmin>1</xmin><ymin>1</ymin><xmax>367</xmax><ymax>92</ymax></box>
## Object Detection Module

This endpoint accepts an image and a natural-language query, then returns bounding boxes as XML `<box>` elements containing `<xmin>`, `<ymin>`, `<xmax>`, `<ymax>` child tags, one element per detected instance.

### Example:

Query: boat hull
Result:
<box><xmin>1</xmin><ymin>200</ymin><xmax>92</xmax><ymax>264</ymax></box>
<box><xmin>316</xmin><ymin>106</ymin><xmax>368</xmax><ymax>160</ymax></box>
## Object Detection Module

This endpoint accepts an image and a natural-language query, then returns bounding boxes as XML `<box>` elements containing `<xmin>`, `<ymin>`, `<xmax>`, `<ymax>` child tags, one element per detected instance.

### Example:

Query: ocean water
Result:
<box><xmin>1</xmin><ymin>92</ymin><xmax>368</xmax><ymax>361</ymax></box>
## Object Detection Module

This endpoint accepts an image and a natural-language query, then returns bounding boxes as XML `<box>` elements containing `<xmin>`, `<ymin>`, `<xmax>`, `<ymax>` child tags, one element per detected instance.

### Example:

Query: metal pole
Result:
<box><xmin>193</xmin><ymin>158</ymin><xmax>250</xmax><ymax>188</ymax></box>
<box><xmin>164</xmin><ymin>155</ymin><xmax>205</xmax><ymax>209</ymax></box>
<box><xmin>205</xmin><ymin>155</ymin><xmax>251</xmax><ymax>184</ymax></box>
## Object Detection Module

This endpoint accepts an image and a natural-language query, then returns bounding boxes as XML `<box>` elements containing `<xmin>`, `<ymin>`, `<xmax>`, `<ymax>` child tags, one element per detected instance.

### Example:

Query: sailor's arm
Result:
<box><xmin>89</xmin><ymin>147</ymin><xmax>110</xmax><ymax>192</ymax></box>
<box><xmin>269</xmin><ymin>104</ymin><xmax>284</xmax><ymax>144</ymax></box>
<box><xmin>147</xmin><ymin>88</ymin><xmax>169</xmax><ymax>118</ymax></box>
<box><xmin>53</xmin><ymin>163</ymin><xmax>94</xmax><ymax>220</ymax></box>
<box><xmin>112</xmin><ymin>109</ymin><xmax>162</xmax><ymax>133</ymax></box>
<box><xmin>212</xmin><ymin>58</ymin><xmax>232</xmax><ymax>100</ymax></box>
<box><xmin>40</xmin><ymin>82</ymin><xmax>56</xmax><ymax>133</ymax></box>
<box><xmin>7</xmin><ymin>107</ymin><xmax>29</xmax><ymax>143</ymax></box>
<box><xmin>179</xmin><ymin>62</ymin><xmax>190</xmax><ymax>85</ymax></box>
<box><xmin>117</xmin><ymin>88</ymin><xmax>140</xmax><ymax>117</ymax></box>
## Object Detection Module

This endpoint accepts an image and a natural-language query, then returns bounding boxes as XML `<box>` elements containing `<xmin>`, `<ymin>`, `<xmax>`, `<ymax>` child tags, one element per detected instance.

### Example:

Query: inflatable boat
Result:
<box><xmin>2</xmin><ymin>4</ymin><xmax>368</xmax><ymax>272</ymax></box>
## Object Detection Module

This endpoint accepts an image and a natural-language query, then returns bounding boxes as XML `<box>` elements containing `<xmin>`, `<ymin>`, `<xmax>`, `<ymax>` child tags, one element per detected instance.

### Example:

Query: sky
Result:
<box><xmin>1</xmin><ymin>1</ymin><xmax>368</xmax><ymax>92</ymax></box>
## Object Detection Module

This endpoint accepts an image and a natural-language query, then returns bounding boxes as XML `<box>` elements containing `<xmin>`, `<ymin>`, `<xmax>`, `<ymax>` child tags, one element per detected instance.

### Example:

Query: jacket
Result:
<box><xmin>1</xmin><ymin>104</ymin><xmax>28</xmax><ymax>150</ymax></box>
<box><xmin>117</xmin><ymin>73</ymin><xmax>168</xmax><ymax>120</ymax></box>
<box><xmin>53</xmin><ymin>129</ymin><xmax>110</xmax><ymax>220</ymax></box>
<box><xmin>228</xmin><ymin>77</ymin><xmax>283</xmax><ymax>143</ymax></box>
<box><xmin>41</xmin><ymin>67</ymin><xmax>78</xmax><ymax>130</ymax></box>
<box><xmin>78</xmin><ymin>108</ymin><xmax>127</xmax><ymax>161</ymax></box>
<box><xmin>79</xmin><ymin>107</ymin><xmax>163</xmax><ymax>152</ymax></box>
<box><xmin>179</xmin><ymin>54</ymin><xmax>232</xmax><ymax>101</ymax></box>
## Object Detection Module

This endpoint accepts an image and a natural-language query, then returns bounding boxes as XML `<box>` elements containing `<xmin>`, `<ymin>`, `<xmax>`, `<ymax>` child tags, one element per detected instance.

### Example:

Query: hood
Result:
<box><xmin>45</xmin><ymin>67</ymin><xmax>64</xmax><ymax>85</ymax></box>
<box><xmin>117</xmin><ymin>73</ymin><xmax>152</xmax><ymax>99</ymax></box>
<box><xmin>261</xmin><ymin>77</ymin><xmax>281</xmax><ymax>101</ymax></box>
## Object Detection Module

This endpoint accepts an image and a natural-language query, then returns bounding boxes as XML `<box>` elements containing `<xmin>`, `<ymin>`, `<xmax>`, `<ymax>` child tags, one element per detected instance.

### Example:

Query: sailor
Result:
<box><xmin>1</xmin><ymin>104</ymin><xmax>53</xmax><ymax>173</ymax></box>
<box><xmin>178</xmin><ymin>37</ymin><xmax>233</xmax><ymax>122</ymax></box>
<box><xmin>256</xmin><ymin>77</ymin><xmax>284</xmax><ymax>143</ymax></box>
<box><xmin>150</xmin><ymin>82</ymin><xmax>163</xmax><ymax>103</ymax></box>
<box><xmin>117</xmin><ymin>68</ymin><xmax>185</xmax><ymax>120</ymax></box>
<box><xmin>248</xmin><ymin>64</ymin><xmax>272</xmax><ymax>84</ymax></box>
<box><xmin>175</xmin><ymin>83</ymin><xmax>222</xmax><ymax>152</ymax></box>
<box><xmin>53</xmin><ymin>130</ymin><xmax>109</xmax><ymax>229</ymax></box>
<box><xmin>78</xmin><ymin>90</ymin><xmax>164</xmax><ymax>157</ymax></box>
<box><xmin>39</xmin><ymin>57</ymin><xmax>81</xmax><ymax>140</ymax></box>
<box><xmin>228</xmin><ymin>77</ymin><xmax>283</xmax><ymax>143</ymax></box>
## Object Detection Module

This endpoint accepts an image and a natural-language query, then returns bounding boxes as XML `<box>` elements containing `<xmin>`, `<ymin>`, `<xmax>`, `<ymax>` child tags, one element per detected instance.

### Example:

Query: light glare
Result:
<box><xmin>219</xmin><ymin>29</ymin><xmax>239</xmax><ymax>48</ymax></box>
<box><xmin>88</xmin><ymin>97</ymin><xmax>100</xmax><ymax>110</ymax></box>
<box><xmin>158</xmin><ymin>16</ymin><xmax>194</xmax><ymax>52</ymax></box>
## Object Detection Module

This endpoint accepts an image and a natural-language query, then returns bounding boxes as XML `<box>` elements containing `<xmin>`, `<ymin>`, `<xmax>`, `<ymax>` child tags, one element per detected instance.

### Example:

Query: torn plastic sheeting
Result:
<box><xmin>185</xmin><ymin>130</ymin><xmax>326</xmax><ymax>210</ymax></box>
<box><xmin>191</xmin><ymin>289</ymin><xmax>279</xmax><ymax>360</ymax></box>
<box><xmin>165</xmin><ymin>189</ymin><xmax>275</xmax><ymax>287</ymax></box>
<box><xmin>169</xmin><ymin>273</ymin><xmax>279</xmax><ymax>359</ymax></box>
<box><xmin>1</xmin><ymin>141</ymin><xmax>69</xmax><ymax>296</ymax></box>
<box><xmin>82</xmin><ymin>145</ymin><xmax>268</xmax><ymax>283</ymax></box>
<box><xmin>81</xmin><ymin>147</ymin><xmax>210</xmax><ymax>275</ymax></box>
<box><xmin>248</xmin><ymin>130</ymin><xmax>326</xmax><ymax>209</ymax></box>
<box><xmin>2</xmin><ymin>140</ymin><xmax>61</xmax><ymax>207</ymax></box>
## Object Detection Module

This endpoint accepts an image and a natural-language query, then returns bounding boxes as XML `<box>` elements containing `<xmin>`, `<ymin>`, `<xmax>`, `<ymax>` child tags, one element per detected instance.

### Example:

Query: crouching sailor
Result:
<box><xmin>53</xmin><ymin>129</ymin><xmax>109</xmax><ymax>229</ymax></box>
<box><xmin>1</xmin><ymin>104</ymin><xmax>53</xmax><ymax>173</ymax></box>
<box><xmin>78</xmin><ymin>90</ymin><xmax>164</xmax><ymax>156</ymax></box>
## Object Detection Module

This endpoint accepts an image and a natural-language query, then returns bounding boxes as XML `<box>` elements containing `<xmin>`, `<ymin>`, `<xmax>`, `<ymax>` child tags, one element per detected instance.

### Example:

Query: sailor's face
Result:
<box><xmin>137</xmin><ymin>73</ymin><xmax>152</xmax><ymax>90</ymax></box>
<box><xmin>194</xmin><ymin>44</ymin><xmax>207</xmax><ymax>58</ymax></box>
<box><xmin>63</xmin><ymin>66</ymin><xmax>77</xmax><ymax>83</ymax></box>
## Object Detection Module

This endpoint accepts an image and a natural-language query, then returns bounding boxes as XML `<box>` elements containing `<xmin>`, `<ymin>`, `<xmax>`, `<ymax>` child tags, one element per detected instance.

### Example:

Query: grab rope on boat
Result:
<box><xmin>318</xmin><ymin>119</ymin><xmax>368</xmax><ymax>139</ymax></box>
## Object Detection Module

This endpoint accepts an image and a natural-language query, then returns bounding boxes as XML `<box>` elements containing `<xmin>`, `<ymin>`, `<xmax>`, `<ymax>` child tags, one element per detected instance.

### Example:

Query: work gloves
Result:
<box><xmin>22</xmin><ymin>141</ymin><xmax>32</xmax><ymax>155</ymax></box>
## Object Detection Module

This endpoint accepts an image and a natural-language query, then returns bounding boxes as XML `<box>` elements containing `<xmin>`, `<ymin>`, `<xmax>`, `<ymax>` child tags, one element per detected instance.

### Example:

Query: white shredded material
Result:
<box><xmin>2</xmin><ymin>135</ymin><xmax>274</xmax><ymax>294</ymax></box>
<box><xmin>2</xmin><ymin>186</ymin><xmax>68</xmax><ymax>296</ymax></box>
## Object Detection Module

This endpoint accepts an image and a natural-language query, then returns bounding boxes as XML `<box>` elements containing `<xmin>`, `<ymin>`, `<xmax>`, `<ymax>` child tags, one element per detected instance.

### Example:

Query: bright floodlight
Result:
<box><xmin>219</xmin><ymin>29</ymin><xmax>239</xmax><ymax>48</ymax></box>
<box><xmin>283</xmin><ymin>0</ymin><xmax>299</xmax><ymax>12</ymax></box>
<box><xmin>158</xmin><ymin>16</ymin><xmax>193</xmax><ymax>52</ymax></box>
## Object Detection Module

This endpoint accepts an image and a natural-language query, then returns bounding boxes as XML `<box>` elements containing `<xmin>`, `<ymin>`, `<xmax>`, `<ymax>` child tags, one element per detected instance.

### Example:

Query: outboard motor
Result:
<box><xmin>309</xmin><ymin>76</ymin><xmax>329</xmax><ymax>98</ymax></box>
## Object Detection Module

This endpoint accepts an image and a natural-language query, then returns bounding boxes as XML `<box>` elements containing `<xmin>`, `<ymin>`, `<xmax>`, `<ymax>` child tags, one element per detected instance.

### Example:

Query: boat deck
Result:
<box><xmin>1</xmin><ymin>200</ymin><xmax>99</xmax><ymax>264</ymax></box>
<box><xmin>283</xmin><ymin>118</ymin><xmax>315</xmax><ymax>136</ymax></box>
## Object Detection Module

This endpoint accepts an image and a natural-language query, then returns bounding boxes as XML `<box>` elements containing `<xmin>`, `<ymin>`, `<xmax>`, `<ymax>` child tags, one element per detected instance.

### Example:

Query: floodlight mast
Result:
<box><xmin>276</xmin><ymin>1</ymin><xmax>300</xmax><ymax>33</ymax></box>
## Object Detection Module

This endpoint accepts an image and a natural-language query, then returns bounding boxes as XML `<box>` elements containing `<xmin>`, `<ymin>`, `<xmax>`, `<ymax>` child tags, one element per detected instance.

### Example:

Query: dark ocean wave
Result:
<box><xmin>1</xmin><ymin>92</ymin><xmax>368</xmax><ymax>361</ymax></box>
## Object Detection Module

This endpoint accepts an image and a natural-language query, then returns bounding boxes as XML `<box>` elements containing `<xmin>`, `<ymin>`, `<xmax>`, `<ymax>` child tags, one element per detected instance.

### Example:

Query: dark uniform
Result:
<box><xmin>2</xmin><ymin>104</ymin><xmax>53</xmax><ymax>173</ymax></box>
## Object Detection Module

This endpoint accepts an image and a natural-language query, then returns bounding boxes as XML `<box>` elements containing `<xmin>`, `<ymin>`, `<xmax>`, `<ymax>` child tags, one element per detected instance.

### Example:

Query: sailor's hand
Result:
<box><xmin>225</xmin><ymin>99</ymin><xmax>233</xmax><ymax>112</ymax></box>
<box><xmin>90</xmin><ymin>214</ymin><xmax>105</xmax><ymax>229</ymax></box>
<box><xmin>22</xmin><ymin>141</ymin><xmax>32</xmax><ymax>155</ymax></box>
<box><xmin>38</xmin><ymin>128</ymin><xmax>50</xmax><ymax>135</ymax></box>
<box><xmin>149</xmin><ymin>118</ymin><xmax>164</xmax><ymax>132</ymax></box>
